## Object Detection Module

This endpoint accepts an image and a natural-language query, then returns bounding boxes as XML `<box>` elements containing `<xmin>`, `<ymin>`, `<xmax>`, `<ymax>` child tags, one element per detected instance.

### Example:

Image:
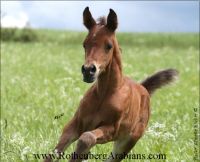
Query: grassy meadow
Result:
<box><xmin>1</xmin><ymin>29</ymin><xmax>199</xmax><ymax>162</ymax></box>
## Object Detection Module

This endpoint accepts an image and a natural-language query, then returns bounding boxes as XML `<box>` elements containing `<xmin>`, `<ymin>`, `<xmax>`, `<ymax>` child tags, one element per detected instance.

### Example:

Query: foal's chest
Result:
<box><xmin>78</xmin><ymin>86</ymin><xmax>131</xmax><ymax>132</ymax></box>
<box><xmin>78</xmin><ymin>99</ymin><xmax>119</xmax><ymax>131</ymax></box>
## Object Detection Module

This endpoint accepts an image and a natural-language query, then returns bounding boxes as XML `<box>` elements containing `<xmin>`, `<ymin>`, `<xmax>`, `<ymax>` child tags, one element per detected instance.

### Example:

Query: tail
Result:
<box><xmin>141</xmin><ymin>69</ymin><xmax>178</xmax><ymax>95</ymax></box>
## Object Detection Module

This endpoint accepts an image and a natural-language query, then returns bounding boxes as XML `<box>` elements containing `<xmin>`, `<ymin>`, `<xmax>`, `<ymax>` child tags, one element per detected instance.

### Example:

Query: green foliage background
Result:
<box><xmin>1</xmin><ymin>29</ymin><xmax>199</xmax><ymax>161</ymax></box>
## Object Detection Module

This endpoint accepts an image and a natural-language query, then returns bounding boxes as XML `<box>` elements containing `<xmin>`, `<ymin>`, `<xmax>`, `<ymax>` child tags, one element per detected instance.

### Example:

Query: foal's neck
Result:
<box><xmin>96</xmin><ymin>39</ymin><xmax>123</xmax><ymax>97</ymax></box>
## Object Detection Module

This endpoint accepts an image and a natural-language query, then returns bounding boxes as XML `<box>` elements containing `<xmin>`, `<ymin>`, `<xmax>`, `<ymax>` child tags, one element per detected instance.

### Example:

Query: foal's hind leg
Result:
<box><xmin>105</xmin><ymin>123</ymin><xmax>146</xmax><ymax>162</ymax></box>
<box><xmin>104</xmin><ymin>137</ymin><xmax>137</xmax><ymax>162</ymax></box>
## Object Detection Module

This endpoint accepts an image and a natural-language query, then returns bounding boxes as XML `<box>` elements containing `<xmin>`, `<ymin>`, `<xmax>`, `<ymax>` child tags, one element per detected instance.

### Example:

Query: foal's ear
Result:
<box><xmin>106</xmin><ymin>9</ymin><xmax>118</xmax><ymax>32</ymax></box>
<box><xmin>83</xmin><ymin>7</ymin><xmax>96</xmax><ymax>30</ymax></box>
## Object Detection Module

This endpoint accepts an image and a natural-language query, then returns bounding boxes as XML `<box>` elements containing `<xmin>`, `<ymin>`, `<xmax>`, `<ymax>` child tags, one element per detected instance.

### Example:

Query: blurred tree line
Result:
<box><xmin>1</xmin><ymin>28</ymin><xmax>38</xmax><ymax>42</ymax></box>
<box><xmin>0</xmin><ymin>28</ymin><xmax>198</xmax><ymax>49</ymax></box>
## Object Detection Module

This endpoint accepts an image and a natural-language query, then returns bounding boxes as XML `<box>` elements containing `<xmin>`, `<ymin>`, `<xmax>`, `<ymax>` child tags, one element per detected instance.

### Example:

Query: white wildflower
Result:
<box><xmin>147</xmin><ymin>122</ymin><xmax>176</xmax><ymax>141</ymax></box>
<box><xmin>10</xmin><ymin>132</ymin><xmax>24</xmax><ymax>145</ymax></box>
<box><xmin>163</xmin><ymin>132</ymin><xmax>176</xmax><ymax>141</ymax></box>
<box><xmin>11</xmin><ymin>78</ymin><xmax>17</xmax><ymax>84</ymax></box>
<box><xmin>21</xmin><ymin>146</ymin><xmax>31</xmax><ymax>161</ymax></box>
<box><xmin>185</xmin><ymin>67</ymin><xmax>190</xmax><ymax>72</ymax></box>
<box><xmin>44</xmin><ymin>78</ymin><xmax>48</xmax><ymax>85</ymax></box>
<box><xmin>60</xmin><ymin>86</ymin><xmax>67</xmax><ymax>97</ymax></box>
<box><xmin>152</xmin><ymin>122</ymin><xmax>165</xmax><ymax>129</ymax></box>
<box><xmin>175</xmin><ymin>92</ymin><xmax>181</xmax><ymax>97</ymax></box>
<box><xmin>74</xmin><ymin>87</ymin><xmax>80</xmax><ymax>93</ymax></box>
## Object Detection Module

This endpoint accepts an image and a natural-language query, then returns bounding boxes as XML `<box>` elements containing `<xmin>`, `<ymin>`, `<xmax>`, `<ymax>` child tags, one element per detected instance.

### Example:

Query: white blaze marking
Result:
<box><xmin>93</xmin><ymin>62</ymin><xmax>101</xmax><ymax>77</ymax></box>
<box><xmin>93</xmin><ymin>34</ymin><xmax>96</xmax><ymax>38</ymax></box>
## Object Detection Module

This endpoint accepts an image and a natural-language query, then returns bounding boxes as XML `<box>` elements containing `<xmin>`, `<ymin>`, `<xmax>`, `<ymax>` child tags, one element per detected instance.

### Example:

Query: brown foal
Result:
<box><xmin>44</xmin><ymin>7</ymin><xmax>178</xmax><ymax>162</ymax></box>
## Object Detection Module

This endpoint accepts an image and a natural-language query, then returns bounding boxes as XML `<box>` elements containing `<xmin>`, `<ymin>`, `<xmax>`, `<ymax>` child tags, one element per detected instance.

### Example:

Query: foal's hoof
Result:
<box><xmin>78</xmin><ymin>132</ymin><xmax>96</xmax><ymax>148</ymax></box>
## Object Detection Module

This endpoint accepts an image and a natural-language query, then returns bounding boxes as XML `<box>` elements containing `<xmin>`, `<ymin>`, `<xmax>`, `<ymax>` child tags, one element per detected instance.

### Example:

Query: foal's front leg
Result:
<box><xmin>69</xmin><ymin>125</ymin><xmax>115</xmax><ymax>162</ymax></box>
<box><xmin>44</xmin><ymin>117</ymin><xmax>79</xmax><ymax>162</ymax></box>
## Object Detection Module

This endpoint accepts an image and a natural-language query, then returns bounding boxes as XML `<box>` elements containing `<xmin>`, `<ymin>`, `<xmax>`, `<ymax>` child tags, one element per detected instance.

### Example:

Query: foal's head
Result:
<box><xmin>81</xmin><ymin>7</ymin><xmax>118</xmax><ymax>83</ymax></box>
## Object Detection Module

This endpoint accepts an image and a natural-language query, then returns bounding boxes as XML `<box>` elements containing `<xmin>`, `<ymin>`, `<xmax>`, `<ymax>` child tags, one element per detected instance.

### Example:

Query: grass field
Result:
<box><xmin>1</xmin><ymin>30</ymin><xmax>199</xmax><ymax>162</ymax></box>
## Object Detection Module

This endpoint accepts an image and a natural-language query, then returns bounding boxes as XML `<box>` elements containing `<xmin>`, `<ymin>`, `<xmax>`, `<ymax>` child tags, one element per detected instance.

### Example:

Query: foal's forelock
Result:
<box><xmin>97</xmin><ymin>17</ymin><xmax>106</xmax><ymax>26</ymax></box>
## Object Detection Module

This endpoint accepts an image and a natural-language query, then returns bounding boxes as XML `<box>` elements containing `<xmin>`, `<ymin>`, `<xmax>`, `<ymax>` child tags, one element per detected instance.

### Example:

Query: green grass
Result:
<box><xmin>1</xmin><ymin>30</ymin><xmax>199</xmax><ymax>162</ymax></box>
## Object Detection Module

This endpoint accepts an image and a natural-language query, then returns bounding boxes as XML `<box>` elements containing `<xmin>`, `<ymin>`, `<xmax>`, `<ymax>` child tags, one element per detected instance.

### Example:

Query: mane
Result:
<box><xmin>97</xmin><ymin>16</ymin><xmax>106</xmax><ymax>26</ymax></box>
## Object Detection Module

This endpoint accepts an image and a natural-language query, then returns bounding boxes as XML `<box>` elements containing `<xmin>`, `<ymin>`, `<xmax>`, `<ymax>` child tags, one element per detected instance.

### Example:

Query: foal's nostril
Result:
<box><xmin>82</xmin><ymin>64</ymin><xmax>96</xmax><ymax>75</ymax></box>
<box><xmin>90</xmin><ymin>64</ymin><xmax>96</xmax><ymax>73</ymax></box>
<box><xmin>81</xmin><ymin>65</ymin><xmax>86</xmax><ymax>74</ymax></box>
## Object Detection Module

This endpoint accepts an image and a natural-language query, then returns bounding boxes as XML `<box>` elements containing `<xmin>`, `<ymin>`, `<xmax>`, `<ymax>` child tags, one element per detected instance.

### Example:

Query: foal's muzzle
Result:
<box><xmin>81</xmin><ymin>64</ymin><xmax>97</xmax><ymax>83</ymax></box>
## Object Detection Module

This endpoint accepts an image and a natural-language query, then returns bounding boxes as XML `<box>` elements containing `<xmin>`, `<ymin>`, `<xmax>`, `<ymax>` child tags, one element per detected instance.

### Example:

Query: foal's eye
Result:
<box><xmin>83</xmin><ymin>44</ymin><xmax>86</xmax><ymax>48</ymax></box>
<box><xmin>105</xmin><ymin>43</ymin><xmax>112</xmax><ymax>51</ymax></box>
